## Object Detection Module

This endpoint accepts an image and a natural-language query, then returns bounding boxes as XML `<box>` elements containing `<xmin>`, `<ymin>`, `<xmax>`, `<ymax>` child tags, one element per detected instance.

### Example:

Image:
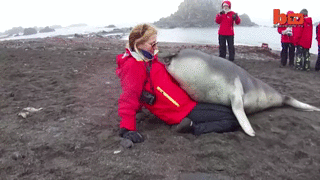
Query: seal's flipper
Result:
<box><xmin>283</xmin><ymin>96</ymin><xmax>320</xmax><ymax>111</ymax></box>
<box><xmin>231</xmin><ymin>77</ymin><xmax>255</xmax><ymax>136</ymax></box>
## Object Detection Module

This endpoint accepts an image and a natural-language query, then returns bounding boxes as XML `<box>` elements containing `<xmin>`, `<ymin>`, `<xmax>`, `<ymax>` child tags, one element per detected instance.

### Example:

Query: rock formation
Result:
<box><xmin>106</xmin><ymin>25</ymin><xmax>116</xmax><ymax>28</ymax></box>
<box><xmin>5</xmin><ymin>27</ymin><xmax>24</xmax><ymax>35</ymax></box>
<box><xmin>238</xmin><ymin>14</ymin><xmax>258</xmax><ymax>27</ymax></box>
<box><xmin>39</xmin><ymin>26</ymin><xmax>55</xmax><ymax>33</ymax></box>
<box><xmin>23</xmin><ymin>28</ymin><xmax>37</xmax><ymax>35</ymax></box>
<box><xmin>154</xmin><ymin>0</ymin><xmax>257</xmax><ymax>28</ymax></box>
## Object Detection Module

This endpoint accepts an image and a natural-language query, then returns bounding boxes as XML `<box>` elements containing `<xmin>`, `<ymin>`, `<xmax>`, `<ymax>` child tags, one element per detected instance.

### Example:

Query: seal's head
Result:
<box><xmin>157</xmin><ymin>50</ymin><xmax>180</xmax><ymax>67</ymax></box>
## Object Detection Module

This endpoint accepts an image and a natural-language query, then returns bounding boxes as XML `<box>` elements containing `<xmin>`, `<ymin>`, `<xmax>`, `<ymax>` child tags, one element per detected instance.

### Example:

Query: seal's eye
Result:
<box><xmin>164</xmin><ymin>58</ymin><xmax>171</xmax><ymax>65</ymax></box>
<box><xmin>163</xmin><ymin>53</ymin><xmax>178</xmax><ymax>66</ymax></box>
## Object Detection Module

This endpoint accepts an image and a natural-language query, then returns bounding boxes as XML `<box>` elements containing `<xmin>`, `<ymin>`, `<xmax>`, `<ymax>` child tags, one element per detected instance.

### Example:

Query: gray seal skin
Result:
<box><xmin>164</xmin><ymin>49</ymin><xmax>320</xmax><ymax>136</ymax></box>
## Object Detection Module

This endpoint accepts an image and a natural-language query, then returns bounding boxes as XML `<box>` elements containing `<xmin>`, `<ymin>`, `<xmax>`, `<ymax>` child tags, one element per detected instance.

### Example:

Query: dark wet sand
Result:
<box><xmin>1</xmin><ymin>37</ymin><xmax>320</xmax><ymax>180</ymax></box>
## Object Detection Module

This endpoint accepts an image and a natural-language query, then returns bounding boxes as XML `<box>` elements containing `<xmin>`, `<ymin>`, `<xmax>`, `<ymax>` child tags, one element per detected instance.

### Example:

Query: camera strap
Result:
<box><xmin>143</xmin><ymin>61</ymin><xmax>155</xmax><ymax>94</ymax></box>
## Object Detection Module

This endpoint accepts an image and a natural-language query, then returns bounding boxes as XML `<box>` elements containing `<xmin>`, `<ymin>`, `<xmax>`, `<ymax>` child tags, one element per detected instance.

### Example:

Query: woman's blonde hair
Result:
<box><xmin>129</xmin><ymin>23</ymin><xmax>158</xmax><ymax>52</ymax></box>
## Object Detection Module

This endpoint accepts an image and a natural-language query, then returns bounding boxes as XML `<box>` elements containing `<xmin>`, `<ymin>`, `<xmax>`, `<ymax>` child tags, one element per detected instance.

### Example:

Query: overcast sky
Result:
<box><xmin>1</xmin><ymin>0</ymin><xmax>320</xmax><ymax>32</ymax></box>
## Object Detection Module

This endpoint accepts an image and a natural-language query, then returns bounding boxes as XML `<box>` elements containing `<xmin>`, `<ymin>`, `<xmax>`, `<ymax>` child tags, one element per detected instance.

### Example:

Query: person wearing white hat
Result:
<box><xmin>215</xmin><ymin>0</ymin><xmax>241</xmax><ymax>61</ymax></box>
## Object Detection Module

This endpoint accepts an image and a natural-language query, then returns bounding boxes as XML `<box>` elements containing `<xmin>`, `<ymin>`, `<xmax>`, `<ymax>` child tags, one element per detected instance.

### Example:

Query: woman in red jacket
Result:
<box><xmin>315</xmin><ymin>23</ymin><xmax>320</xmax><ymax>71</ymax></box>
<box><xmin>215</xmin><ymin>1</ymin><xmax>241</xmax><ymax>61</ymax></box>
<box><xmin>116</xmin><ymin>24</ymin><xmax>240</xmax><ymax>143</ymax></box>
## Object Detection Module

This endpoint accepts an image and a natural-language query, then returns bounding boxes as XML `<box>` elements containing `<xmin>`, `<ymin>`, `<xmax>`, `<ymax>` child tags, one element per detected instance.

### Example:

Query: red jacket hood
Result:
<box><xmin>116</xmin><ymin>49</ymin><xmax>137</xmax><ymax>77</ymax></box>
<box><xmin>303</xmin><ymin>16</ymin><xmax>312</xmax><ymax>26</ymax></box>
<box><xmin>222</xmin><ymin>1</ymin><xmax>231</xmax><ymax>8</ymax></box>
<box><xmin>287</xmin><ymin>11</ymin><xmax>294</xmax><ymax>15</ymax></box>
<box><xmin>116</xmin><ymin>49</ymin><xmax>129</xmax><ymax>69</ymax></box>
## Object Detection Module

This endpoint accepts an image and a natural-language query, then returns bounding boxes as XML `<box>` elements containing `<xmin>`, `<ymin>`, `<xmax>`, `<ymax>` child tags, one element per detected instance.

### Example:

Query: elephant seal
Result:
<box><xmin>163</xmin><ymin>49</ymin><xmax>320</xmax><ymax>136</ymax></box>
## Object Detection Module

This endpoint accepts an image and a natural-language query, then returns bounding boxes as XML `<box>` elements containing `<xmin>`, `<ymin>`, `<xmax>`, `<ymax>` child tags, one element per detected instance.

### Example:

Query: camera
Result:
<box><xmin>140</xmin><ymin>90</ymin><xmax>156</xmax><ymax>105</ymax></box>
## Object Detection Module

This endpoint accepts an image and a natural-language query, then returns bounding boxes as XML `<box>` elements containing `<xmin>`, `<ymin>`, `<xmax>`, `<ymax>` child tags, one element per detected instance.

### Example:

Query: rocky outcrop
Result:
<box><xmin>95</xmin><ymin>27</ymin><xmax>132</xmax><ymax>39</ymax></box>
<box><xmin>238</xmin><ymin>14</ymin><xmax>258</xmax><ymax>27</ymax></box>
<box><xmin>97</xmin><ymin>28</ymin><xmax>132</xmax><ymax>36</ymax></box>
<box><xmin>154</xmin><ymin>0</ymin><xmax>257</xmax><ymax>28</ymax></box>
<box><xmin>105</xmin><ymin>25</ymin><xmax>116</xmax><ymax>28</ymax></box>
<box><xmin>23</xmin><ymin>28</ymin><xmax>37</xmax><ymax>35</ymax></box>
<box><xmin>5</xmin><ymin>27</ymin><xmax>24</xmax><ymax>35</ymax></box>
<box><xmin>154</xmin><ymin>0</ymin><xmax>219</xmax><ymax>28</ymax></box>
<box><xmin>39</xmin><ymin>26</ymin><xmax>55</xmax><ymax>33</ymax></box>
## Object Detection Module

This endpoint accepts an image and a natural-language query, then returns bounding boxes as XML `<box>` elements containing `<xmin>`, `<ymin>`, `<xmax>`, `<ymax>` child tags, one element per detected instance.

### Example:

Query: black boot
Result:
<box><xmin>288</xmin><ymin>44</ymin><xmax>295</xmax><ymax>66</ymax></box>
<box><xmin>174</xmin><ymin>117</ymin><xmax>193</xmax><ymax>133</ymax></box>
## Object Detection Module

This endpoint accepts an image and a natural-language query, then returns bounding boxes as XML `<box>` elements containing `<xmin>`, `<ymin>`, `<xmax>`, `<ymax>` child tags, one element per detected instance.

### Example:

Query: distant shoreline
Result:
<box><xmin>1</xmin><ymin>31</ymin><xmax>318</xmax><ymax>58</ymax></box>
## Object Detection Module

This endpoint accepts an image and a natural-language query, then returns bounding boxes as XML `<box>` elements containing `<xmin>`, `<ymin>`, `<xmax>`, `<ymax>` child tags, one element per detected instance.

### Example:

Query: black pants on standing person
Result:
<box><xmin>219</xmin><ymin>35</ymin><xmax>235</xmax><ymax>61</ymax></box>
<box><xmin>281</xmin><ymin>42</ymin><xmax>295</xmax><ymax>66</ymax></box>
<box><xmin>315</xmin><ymin>45</ymin><xmax>320</xmax><ymax>71</ymax></box>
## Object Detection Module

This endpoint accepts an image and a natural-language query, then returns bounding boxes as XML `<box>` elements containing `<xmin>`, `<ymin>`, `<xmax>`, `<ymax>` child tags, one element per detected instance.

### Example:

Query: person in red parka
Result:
<box><xmin>215</xmin><ymin>0</ymin><xmax>241</xmax><ymax>61</ymax></box>
<box><xmin>116</xmin><ymin>24</ymin><xmax>240</xmax><ymax>143</ymax></box>
<box><xmin>315</xmin><ymin>22</ymin><xmax>320</xmax><ymax>71</ymax></box>
<box><xmin>277</xmin><ymin>11</ymin><xmax>295</xmax><ymax>67</ymax></box>
<box><xmin>294</xmin><ymin>9</ymin><xmax>313</xmax><ymax>71</ymax></box>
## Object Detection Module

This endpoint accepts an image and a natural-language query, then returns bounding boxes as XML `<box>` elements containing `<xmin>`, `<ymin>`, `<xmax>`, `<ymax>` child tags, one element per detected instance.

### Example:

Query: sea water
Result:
<box><xmin>121</xmin><ymin>26</ymin><xmax>318</xmax><ymax>54</ymax></box>
<box><xmin>0</xmin><ymin>26</ymin><xmax>114</xmax><ymax>41</ymax></box>
<box><xmin>146</xmin><ymin>26</ymin><xmax>318</xmax><ymax>55</ymax></box>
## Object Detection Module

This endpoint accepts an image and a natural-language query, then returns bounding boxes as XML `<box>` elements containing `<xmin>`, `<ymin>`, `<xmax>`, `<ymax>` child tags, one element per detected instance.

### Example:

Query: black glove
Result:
<box><xmin>220</xmin><ymin>10</ymin><xmax>225</xmax><ymax>15</ymax></box>
<box><xmin>232</xmin><ymin>13</ymin><xmax>238</xmax><ymax>20</ymax></box>
<box><xmin>119</xmin><ymin>128</ymin><xmax>144</xmax><ymax>143</ymax></box>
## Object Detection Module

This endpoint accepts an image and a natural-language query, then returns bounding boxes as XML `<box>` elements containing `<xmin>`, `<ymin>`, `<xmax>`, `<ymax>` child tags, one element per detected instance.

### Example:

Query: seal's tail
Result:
<box><xmin>283</xmin><ymin>96</ymin><xmax>320</xmax><ymax>111</ymax></box>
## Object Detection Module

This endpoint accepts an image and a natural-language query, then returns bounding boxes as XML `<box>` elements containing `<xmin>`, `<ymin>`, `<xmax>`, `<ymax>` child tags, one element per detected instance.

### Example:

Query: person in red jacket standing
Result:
<box><xmin>277</xmin><ymin>11</ymin><xmax>295</xmax><ymax>67</ymax></box>
<box><xmin>294</xmin><ymin>9</ymin><xmax>313</xmax><ymax>71</ymax></box>
<box><xmin>116</xmin><ymin>24</ymin><xmax>240</xmax><ymax>143</ymax></box>
<box><xmin>215</xmin><ymin>0</ymin><xmax>241</xmax><ymax>61</ymax></box>
<box><xmin>315</xmin><ymin>22</ymin><xmax>320</xmax><ymax>71</ymax></box>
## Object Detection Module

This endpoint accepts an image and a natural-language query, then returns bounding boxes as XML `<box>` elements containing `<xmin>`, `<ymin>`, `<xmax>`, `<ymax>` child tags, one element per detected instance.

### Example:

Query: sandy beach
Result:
<box><xmin>1</xmin><ymin>36</ymin><xmax>320</xmax><ymax>180</ymax></box>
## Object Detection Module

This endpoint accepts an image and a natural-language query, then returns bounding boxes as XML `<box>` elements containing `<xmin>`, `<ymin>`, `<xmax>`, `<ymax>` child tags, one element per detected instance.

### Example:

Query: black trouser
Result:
<box><xmin>295</xmin><ymin>46</ymin><xmax>310</xmax><ymax>70</ymax></box>
<box><xmin>219</xmin><ymin>35</ymin><xmax>235</xmax><ymax>61</ymax></box>
<box><xmin>281</xmin><ymin>42</ymin><xmax>295</xmax><ymax>66</ymax></box>
<box><xmin>187</xmin><ymin>103</ymin><xmax>240</xmax><ymax>135</ymax></box>
<box><xmin>315</xmin><ymin>45</ymin><xmax>320</xmax><ymax>71</ymax></box>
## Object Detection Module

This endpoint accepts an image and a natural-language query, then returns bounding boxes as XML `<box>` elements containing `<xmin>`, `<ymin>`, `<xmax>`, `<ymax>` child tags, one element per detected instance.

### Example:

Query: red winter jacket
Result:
<box><xmin>278</xmin><ymin>25</ymin><xmax>294</xmax><ymax>43</ymax></box>
<box><xmin>294</xmin><ymin>16</ymin><xmax>313</xmax><ymax>48</ymax></box>
<box><xmin>215</xmin><ymin>11</ymin><xmax>241</xmax><ymax>36</ymax></box>
<box><xmin>277</xmin><ymin>11</ymin><xmax>294</xmax><ymax>43</ymax></box>
<box><xmin>116</xmin><ymin>49</ymin><xmax>197</xmax><ymax>131</ymax></box>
